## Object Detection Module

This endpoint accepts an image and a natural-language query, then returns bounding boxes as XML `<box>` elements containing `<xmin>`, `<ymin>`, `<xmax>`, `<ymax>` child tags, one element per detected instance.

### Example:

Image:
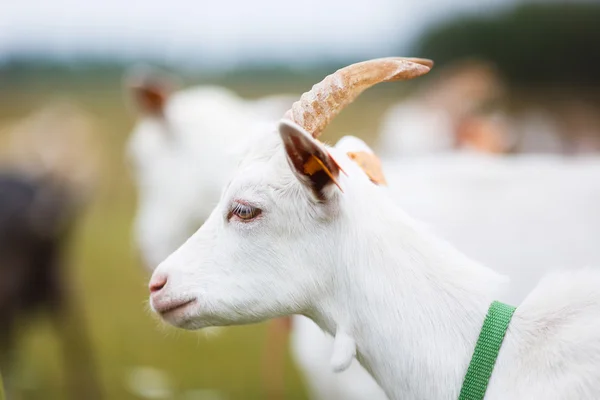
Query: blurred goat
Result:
<box><xmin>377</xmin><ymin>59</ymin><xmax>512</xmax><ymax>156</ymax></box>
<box><xmin>377</xmin><ymin>59</ymin><xmax>600</xmax><ymax>157</ymax></box>
<box><xmin>0</xmin><ymin>104</ymin><xmax>102</xmax><ymax>399</ymax></box>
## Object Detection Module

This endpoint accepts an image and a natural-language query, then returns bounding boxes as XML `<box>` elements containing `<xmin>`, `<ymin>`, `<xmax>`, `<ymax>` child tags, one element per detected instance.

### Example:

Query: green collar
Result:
<box><xmin>458</xmin><ymin>301</ymin><xmax>516</xmax><ymax>400</ymax></box>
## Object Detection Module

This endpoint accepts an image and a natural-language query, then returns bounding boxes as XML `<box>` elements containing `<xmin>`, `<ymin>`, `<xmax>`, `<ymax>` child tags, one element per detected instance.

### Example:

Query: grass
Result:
<box><xmin>0</xmin><ymin>71</ymin><xmax>405</xmax><ymax>400</ymax></box>
<box><xmin>0</xmin><ymin>372</ymin><xmax>5</xmax><ymax>400</ymax></box>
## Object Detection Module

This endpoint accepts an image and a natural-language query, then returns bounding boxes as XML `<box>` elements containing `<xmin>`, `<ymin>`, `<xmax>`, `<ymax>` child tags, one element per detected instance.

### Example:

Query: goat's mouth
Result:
<box><xmin>153</xmin><ymin>298</ymin><xmax>197</xmax><ymax>317</ymax></box>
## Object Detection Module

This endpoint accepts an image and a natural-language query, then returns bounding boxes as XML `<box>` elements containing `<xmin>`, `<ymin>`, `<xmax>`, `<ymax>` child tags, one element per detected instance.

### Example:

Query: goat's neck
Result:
<box><xmin>311</xmin><ymin>188</ymin><xmax>508</xmax><ymax>400</ymax></box>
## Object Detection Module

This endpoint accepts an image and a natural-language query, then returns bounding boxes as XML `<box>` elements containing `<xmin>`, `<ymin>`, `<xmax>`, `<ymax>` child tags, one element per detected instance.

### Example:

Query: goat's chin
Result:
<box><xmin>170</xmin><ymin>318</ymin><xmax>232</xmax><ymax>332</ymax></box>
<box><xmin>154</xmin><ymin>303</ymin><xmax>201</xmax><ymax>329</ymax></box>
<box><xmin>155</xmin><ymin>297</ymin><xmax>273</xmax><ymax>331</ymax></box>
<box><xmin>158</xmin><ymin>314</ymin><xmax>199</xmax><ymax>330</ymax></box>
<box><xmin>170</xmin><ymin>318</ymin><xmax>209</xmax><ymax>330</ymax></box>
<box><xmin>157</xmin><ymin>307</ymin><xmax>227</xmax><ymax>331</ymax></box>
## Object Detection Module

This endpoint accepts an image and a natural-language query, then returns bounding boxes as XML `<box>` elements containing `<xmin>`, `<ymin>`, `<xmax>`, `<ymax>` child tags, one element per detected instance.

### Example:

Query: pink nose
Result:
<box><xmin>149</xmin><ymin>273</ymin><xmax>168</xmax><ymax>293</ymax></box>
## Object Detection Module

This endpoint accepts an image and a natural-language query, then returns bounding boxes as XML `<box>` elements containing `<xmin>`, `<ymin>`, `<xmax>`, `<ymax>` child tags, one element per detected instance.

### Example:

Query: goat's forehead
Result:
<box><xmin>238</xmin><ymin>131</ymin><xmax>283</xmax><ymax>164</ymax></box>
<box><xmin>221</xmin><ymin>137</ymin><xmax>294</xmax><ymax>200</ymax></box>
<box><xmin>229</xmin><ymin>149</ymin><xmax>289</xmax><ymax>191</ymax></box>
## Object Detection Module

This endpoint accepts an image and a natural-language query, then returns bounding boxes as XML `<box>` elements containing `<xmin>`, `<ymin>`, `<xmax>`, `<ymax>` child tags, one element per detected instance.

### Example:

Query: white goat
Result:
<box><xmin>376</xmin><ymin>60</ymin><xmax>510</xmax><ymax>156</ymax></box>
<box><xmin>149</xmin><ymin>58</ymin><xmax>600</xmax><ymax>400</ymax></box>
<box><xmin>376</xmin><ymin>60</ymin><xmax>573</xmax><ymax>157</ymax></box>
<box><xmin>125</xmin><ymin>72</ymin><xmax>385</xmax><ymax>399</ymax></box>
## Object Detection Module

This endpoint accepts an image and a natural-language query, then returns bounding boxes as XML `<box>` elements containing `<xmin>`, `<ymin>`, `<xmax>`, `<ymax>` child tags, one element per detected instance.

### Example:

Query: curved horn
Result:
<box><xmin>284</xmin><ymin>57</ymin><xmax>433</xmax><ymax>138</ymax></box>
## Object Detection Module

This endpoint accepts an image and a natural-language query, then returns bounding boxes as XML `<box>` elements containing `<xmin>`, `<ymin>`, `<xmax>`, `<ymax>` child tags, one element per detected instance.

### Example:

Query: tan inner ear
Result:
<box><xmin>347</xmin><ymin>151</ymin><xmax>388</xmax><ymax>186</ymax></box>
<box><xmin>302</xmin><ymin>154</ymin><xmax>343</xmax><ymax>191</ymax></box>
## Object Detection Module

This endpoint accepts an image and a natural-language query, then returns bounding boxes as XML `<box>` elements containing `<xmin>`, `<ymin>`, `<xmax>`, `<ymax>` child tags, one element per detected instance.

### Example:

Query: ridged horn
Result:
<box><xmin>284</xmin><ymin>57</ymin><xmax>433</xmax><ymax>138</ymax></box>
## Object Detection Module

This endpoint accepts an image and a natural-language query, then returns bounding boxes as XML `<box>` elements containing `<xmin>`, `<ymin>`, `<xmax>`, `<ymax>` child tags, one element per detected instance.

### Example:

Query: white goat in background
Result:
<box><xmin>375</xmin><ymin>59</ymin><xmax>586</xmax><ymax>157</ymax></box>
<box><xmin>149</xmin><ymin>58</ymin><xmax>600</xmax><ymax>399</ymax></box>
<box><xmin>376</xmin><ymin>60</ymin><xmax>511</xmax><ymax>156</ymax></box>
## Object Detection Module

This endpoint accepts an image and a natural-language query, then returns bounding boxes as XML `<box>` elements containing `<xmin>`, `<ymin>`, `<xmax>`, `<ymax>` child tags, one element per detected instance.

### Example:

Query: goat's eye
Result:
<box><xmin>229</xmin><ymin>202</ymin><xmax>261</xmax><ymax>222</ymax></box>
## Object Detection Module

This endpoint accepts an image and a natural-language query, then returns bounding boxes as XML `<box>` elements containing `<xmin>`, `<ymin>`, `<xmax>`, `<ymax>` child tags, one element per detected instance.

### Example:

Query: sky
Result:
<box><xmin>0</xmin><ymin>0</ymin><xmax>541</xmax><ymax>68</ymax></box>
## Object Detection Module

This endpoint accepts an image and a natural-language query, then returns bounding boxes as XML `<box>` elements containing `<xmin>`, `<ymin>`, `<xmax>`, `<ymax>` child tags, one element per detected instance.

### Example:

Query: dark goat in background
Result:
<box><xmin>0</xmin><ymin>171</ymin><xmax>101</xmax><ymax>399</ymax></box>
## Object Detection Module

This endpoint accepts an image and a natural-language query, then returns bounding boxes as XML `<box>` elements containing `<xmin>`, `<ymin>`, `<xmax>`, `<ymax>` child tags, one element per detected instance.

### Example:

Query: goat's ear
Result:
<box><xmin>124</xmin><ymin>66</ymin><xmax>178</xmax><ymax>116</ymax></box>
<box><xmin>279</xmin><ymin>119</ymin><xmax>342</xmax><ymax>200</ymax></box>
<box><xmin>335</xmin><ymin>136</ymin><xmax>387</xmax><ymax>186</ymax></box>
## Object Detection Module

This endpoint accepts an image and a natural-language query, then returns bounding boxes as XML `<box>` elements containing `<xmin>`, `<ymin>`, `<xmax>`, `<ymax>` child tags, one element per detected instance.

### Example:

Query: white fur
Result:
<box><xmin>384</xmin><ymin>153</ymin><xmax>600</xmax><ymax>304</ymax></box>
<box><xmin>150</xmin><ymin>121</ymin><xmax>600</xmax><ymax>399</ymax></box>
<box><xmin>330</xmin><ymin>329</ymin><xmax>356</xmax><ymax>373</ymax></box>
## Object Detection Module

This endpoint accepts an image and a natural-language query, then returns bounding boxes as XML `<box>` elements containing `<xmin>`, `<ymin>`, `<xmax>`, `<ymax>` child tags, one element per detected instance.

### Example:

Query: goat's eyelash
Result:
<box><xmin>228</xmin><ymin>202</ymin><xmax>262</xmax><ymax>222</ymax></box>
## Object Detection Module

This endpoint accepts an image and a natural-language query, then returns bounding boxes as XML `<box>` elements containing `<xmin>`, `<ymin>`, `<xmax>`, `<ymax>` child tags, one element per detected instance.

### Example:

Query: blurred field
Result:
<box><xmin>0</xmin><ymin>69</ymin><xmax>403</xmax><ymax>400</ymax></box>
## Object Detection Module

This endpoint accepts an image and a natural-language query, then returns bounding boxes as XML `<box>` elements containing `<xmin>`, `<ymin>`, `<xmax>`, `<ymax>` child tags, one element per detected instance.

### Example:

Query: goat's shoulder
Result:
<box><xmin>488</xmin><ymin>269</ymin><xmax>600</xmax><ymax>398</ymax></box>
<box><xmin>516</xmin><ymin>268</ymin><xmax>600</xmax><ymax>329</ymax></box>
<box><xmin>503</xmin><ymin>269</ymin><xmax>600</xmax><ymax>385</ymax></box>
